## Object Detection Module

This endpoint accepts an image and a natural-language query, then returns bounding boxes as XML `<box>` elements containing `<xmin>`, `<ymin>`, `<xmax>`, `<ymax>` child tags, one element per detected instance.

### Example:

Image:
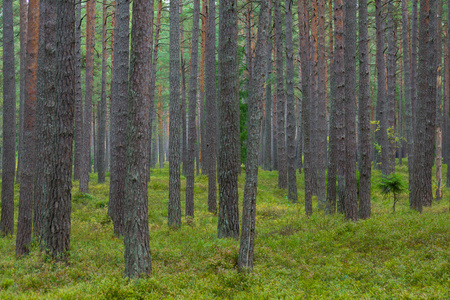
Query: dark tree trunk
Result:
<box><xmin>205</xmin><ymin>0</ymin><xmax>218</xmax><ymax>213</ymax></box>
<box><xmin>98</xmin><ymin>0</ymin><xmax>108</xmax><ymax>184</ymax></box>
<box><xmin>412</xmin><ymin>0</ymin><xmax>436</xmax><ymax>211</ymax></box>
<box><xmin>343</xmin><ymin>0</ymin><xmax>358</xmax><ymax>221</ymax></box>
<box><xmin>387</xmin><ymin>0</ymin><xmax>397</xmax><ymax>174</ymax></box>
<box><xmin>185</xmin><ymin>0</ymin><xmax>200</xmax><ymax>218</ymax></box>
<box><xmin>274</xmin><ymin>0</ymin><xmax>287</xmax><ymax>190</ymax></box>
<box><xmin>180</xmin><ymin>2</ymin><xmax>188</xmax><ymax>177</ymax></box>
<box><xmin>263</xmin><ymin>4</ymin><xmax>272</xmax><ymax>172</ymax></box>
<box><xmin>74</xmin><ymin>1</ymin><xmax>83</xmax><ymax>181</ymax></box>
<box><xmin>298</xmin><ymin>0</ymin><xmax>313</xmax><ymax>215</ymax></box>
<box><xmin>1</xmin><ymin>0</ymin><xmax>17</xmax><ymax>236</ymax></box>
<box><xmin>285</xmin><ymin>0</ymin><xmax>297</xmax><ymax>202</ymax></box>
<box><xmin>80</xmin><ymin>0</ymin><xmax>96</xmax><ymax>193</ymax></box>
<box><xmin>238</xmin><ymin>0</ymin><xmax>269</xmax><ymax>271</ymax></box>
<box><xmin>17</xmin><ymin>0</ymin><xmax>28</xmax><ymax>185</ymax></box>
<box><xmin>169</xmin><ymin>0</ymin><xmax>182</xmax><ymax>227</ymax></box>
<box><xmin>124</xmin><ymin>0</ymin><xmax>153</xmax><ymax>278</ymax></box>
<box><xmin>217</xmin><ymin>0</ymin><xmax>239</xmax><ymax>239</ymax></box>
<box><xmin>409</xmin><ymin>0</ymin><xmax>418</xmax><ymax>206</ymax></box>
<box><xmin>109</xmin><ymin>0</ymin><xmax>130</xmax><ymax>236</ymax></box>
<box><xmin>16</xmin><ymin>0</ymin><xmax>39</xmax><ymax>256</ymax></box>
<box><xmin>358</xmin><ymin>0</ymin><xmax>371</xmax><ymax>219</ymax></box>
<box><xmin>41</xmin><ymin>0</ymin><xmax>75</xmax><ymax>259</ymax></box>
<box><xmin>402</xmin><ymin>0</ymin><xmax>413</xmax><ymax>192</ymax></box>
<box><xmin>34</xmin><ymin>0</ymin><xmax>57</xmax><ymax>239</ymax></box>
<box><xmin>158</xmin><ymin>92</ymin><xmax>164</xmax><ymax>168</ymax></box>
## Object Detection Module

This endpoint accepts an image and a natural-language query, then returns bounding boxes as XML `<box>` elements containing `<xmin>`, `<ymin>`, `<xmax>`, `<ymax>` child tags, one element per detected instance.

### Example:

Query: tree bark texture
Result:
<box><xmin>124</xmin><ymin>0</ymin><xmax>153</xmax><ymax>278</ymax></box>
<box><xmin>169</xmin><ymin>0</ymin><xmax>182</xmax><ymax>227</ymax></box>
<box><xmin>98</xmin><ymin>0</ymin><xmax>108</xmax><ymax>183</ymax></box>
<box><xmin>238</xmin><ymin>0</ymin><xmax>269</xmax><ymax>271</ymax></box>
<box><xmin>217</xmin><ymin>0</ymin><xmax>240</xmax><ymax>239</ymax></box>
<box><xmin>409</xmin><ymin>0</ymin><xmax>418</xmax><ymax>206</ymax></box>
<box><xmin>16</xmin><ymin>0</ymin><xmax>39</xmax><ymax>256</ymax></box>
<box><xmin>387</xmin><ymin>0</ymin><xmax>397</xmax><ymax>174</ymax></box>
<box><xmin>263</xmin><ymin>4</ymin><xmax>272</xmax><ymax>172</ymax></box>
<box><xmin>109</xmin><ymin>0</ymin><xmax>130</xmax><ymax>236</ymax></box>
<box><xmin>73</xmin><ymin>1</ymin><xmax>82</xmax><ymax>181</ymax></box>
<box><xmin>1</xmin><ymin>0</ymin><xmax>17</xmax><ymax>236</ymax></box>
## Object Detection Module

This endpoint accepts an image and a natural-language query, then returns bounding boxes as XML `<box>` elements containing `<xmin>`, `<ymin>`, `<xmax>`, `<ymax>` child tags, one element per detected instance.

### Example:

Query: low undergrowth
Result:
<box><xmin>0</xmin><ymin>161</ymin><xmax>449</xmax><ymax>299</ymax></box>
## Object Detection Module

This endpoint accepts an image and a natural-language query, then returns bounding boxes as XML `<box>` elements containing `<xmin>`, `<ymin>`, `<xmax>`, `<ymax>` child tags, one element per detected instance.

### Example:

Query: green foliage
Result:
<box><xmin>0</xmin><ymin>164</ymin><xmax>450</xmax><ymax>298</ymax></box>
<box><xmin>377</xmin><ymin>173</ymin><xmax>407</xmax><ymax>213</ymax></box>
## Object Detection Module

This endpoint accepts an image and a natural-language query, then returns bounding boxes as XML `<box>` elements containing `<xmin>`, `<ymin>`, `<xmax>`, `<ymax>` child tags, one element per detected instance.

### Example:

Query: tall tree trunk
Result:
<box><xmin>158</xmin><ymin>88</ymin><xmax>164</xmax><ymax>168</ymax></box>
<box><xmin>435</xmin><ymin>0</ymin><xmax>443</xmax><ymax>200</ymax></box>
<box><xmin>358</xmin><ymin>0</ymin><xmax>371</xmax><ymax>219</ymax></box>
<box><xmin>109</xmin><ymin>0</ymin><xmax>130</xmax><ymax>236</ymax></box>
<box><xmin>205</xmin><ymin>0</ymin><xmax>218</xmax><ymax>212</ymax></box>
<box><xmin>238</xmin><ymin>0</ymin><xmax>269</xmax><ymax>271</ymax></box>
<box><xmin>409</xmin><ymin>0</ymin><xmax>418</xmax><ymax>206</ymax></box>
<box><xmin>17</xmin><ymin>0</ymin><xmax>28</xmax><ymax>184</ymax></box>
<box><xmin>387</xmin><ymin>0</ymin><xmax>397</xmax><ymax>174</ymax></box>
<box><xmin>185</xmin><ymin>0</ymin><xmax>200</xmax><ymax>218</ymax></box>
<box><xmin>124</xmin><ymin>0</ymin><xmax>153</xmax><ymax>277</ymax></box>
<box><xmin>343</xmin><ymin>0</ymin><xmax>358</xmax><ymax>221</ymax></box>
<box><xmin>16</xmin><ymin>0</ymin><xmax>40</xmax><ymax>256</ymax></box>
<box><xmin>0</xmin><ymin>0</ymin><xmax>17</xmax><ymax>236</ymax></box>
<box><xmin>180</xmin><ymin>1</ymin><xmax>188</xmax><ymax>176</ymax></box>
<box><xmin>285</xmin><ymin>0</ymin><xmax>297</xmax><ymax>201</ymax></box>
<box><xmin>169</xmin><ymin>0</ymin><xmax>182</xmax><ymax>227</ymax></box>
<box><xmin>263</xmin><ymin>4</ymin><xmax>272</xmax><ymax>172</ymax></box>
<box><xmin>34</xmin><ymin>0</ymin><xmax>57</xmax><ymax>239</ymax></box>
<box><xmin>298</xmin><ymin>0</ymin><xmax>313</xmax><ymax>215</ymax></box>
<box><xmin>98</xmin><ymin>0</ymin><xmax>108</xmax><ymax>183</ymax></box>
<box><xmin>74</xmin><ymin>1</ymin><xmax>83</xmax><ymax>181</ymax></box>
<box><xmin>42</xmin><ymin>0</ymin><xmax>75</xmax><ymax>259</ymax></box>
<box><xmin>80</xmin><ymin>0</ymin><xmax>96</xmax><ymax>193</ymax></box>
<box><xmin>412</xmin><ymin>0</ymin><xmax>436</xmax><ymax>211</ymax></box>
<box><xmin>274</xmin><ymin>0</ymin><xmax>287</xmax><ymax>190</ymax></box>
<box><xmin>217</xmin><ymin>0</ymin><xmax>239</xmax><ymax>239</ymax></box>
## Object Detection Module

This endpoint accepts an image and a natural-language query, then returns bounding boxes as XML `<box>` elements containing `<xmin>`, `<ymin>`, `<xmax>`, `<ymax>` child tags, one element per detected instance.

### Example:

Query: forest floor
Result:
<box><xmin>0</xmin><ymin>161</ymin><xmax>450</xmax><ymax>299</ymax></box>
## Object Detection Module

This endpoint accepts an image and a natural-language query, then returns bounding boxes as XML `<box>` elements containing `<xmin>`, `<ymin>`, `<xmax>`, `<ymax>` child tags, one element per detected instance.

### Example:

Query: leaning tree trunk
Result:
<box><xmin>217</xmin><ymin>0</ymin><xmax>240</xmax><ymax>239</ymax></box>
<box><xmin>238</xmin><ymin>0</ymin><xmax>269</xmax><ymax>271</ymax></box>
<box><xmin>16</xmin><ymin>0</ymin><xmax>39</xmax><ymax>256</ymax></box>
<box><xmin>1</xmin><ymin>0</ymin><xmax>17</xmax><ymax>236</ymax></box>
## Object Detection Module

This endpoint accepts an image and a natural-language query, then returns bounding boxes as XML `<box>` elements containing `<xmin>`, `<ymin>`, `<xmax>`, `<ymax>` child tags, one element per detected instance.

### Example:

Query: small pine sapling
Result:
<box><xmin>378</xmin><ymin>173</ymin><xmax>407</xmax><ymax>213</ymax></box>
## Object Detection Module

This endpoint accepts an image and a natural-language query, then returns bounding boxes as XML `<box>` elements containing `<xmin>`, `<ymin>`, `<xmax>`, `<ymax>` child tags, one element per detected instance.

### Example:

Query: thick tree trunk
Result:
<box><xmin>1</xmin><ymin>0</ymin><xmax>17</xmax><ymax>236</ymax></box>
<box><xmin>285</xmin><ymin>0</ymin><xmax>297</xmax><ymax>202</ymax></box>
<box><xmin>80</xmin><ymin>0</ymin><xmax>96</xmax><ymax>193</ymax></box>
<box><xmin>238</xmin><ymin>0</ymin><xmax>269</xmax><ymax>271</ymax></box>
<box><xmin>42</xmin><ymin>0</ymin><xmax>75</xmax><ymax>259</ymax></box>
<box><xmin>185</xmin><ymin>0</ymin><xmax>200</xmax><ymax>218</ymax></box>
<box><xmin>358</xmin><ymin>0</ymin><xmax>371</xmax><ymax>219</ymax></box>
<box><xmin>169</xmin><ymin>0</ymin><xmax>182</xmax><ymax>227</ymax></box>
<box><xmin>109</xmin><ymin>0</ymin><xmax>130</xmax><ymax>236</ymax></box>
<box><xmin>124</xmin><ymin>0</ymin><xmax>153</xmax><ymax>278</ymax></box>
<box><xmin>205</xmin><ymin>0</ymin><xmax>218</xmax><ymax>213</ymax></box>
<box><xmin>217</xmin><ymin>0</ymin><xmax>239</xmax><ymax>239</ymax></box>
<box><xmin>16</xmin><ymin>0</ymin><xmax>39</xmax><ymax>256</ymax></box>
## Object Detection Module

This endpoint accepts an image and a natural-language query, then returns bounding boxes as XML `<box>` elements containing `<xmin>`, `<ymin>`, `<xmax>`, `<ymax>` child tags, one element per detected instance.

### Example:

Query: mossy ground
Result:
<box><xmin>1</xmin><ymin>161</ymin><xmax>449</xmax><ymax>299</ymax></box>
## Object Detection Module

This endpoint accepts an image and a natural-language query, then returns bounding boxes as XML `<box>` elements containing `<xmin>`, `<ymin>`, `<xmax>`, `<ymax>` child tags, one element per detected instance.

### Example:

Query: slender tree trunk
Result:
<box><xmin>358</xmin><ymin>0</ymin><xmax>371</xmax><ymax>219</ymax></box>
<box><xmin>285</xmin><ymin>0</ymin><xmax>297</xmax><ymax>201</ymax></box>
<box><xmin>74</xmin><ymin>1</ymin><xmax>83</xmax><ymax>181</ymax></box>
<box><xmin>42</xmin><ymin>0</ymin><xmax>75</xmax><ymax>259</ymax></box>
<box><xmin>158</xmin><ymin>89</ymin><xmax>164</xmax><ymax>168</ymax></box>
<box><xmin>274</xmin><ymin>0</ymin><xmax>287</xmax><ymax>190</ymax></box>
<box><xmin>238</xmin><ymin>0</ymin><xmax>269</xmax><ymax>271</ymax></box>
<box><xmin>169</xmin><ymin>0</ymin><xmax>182</xmax><ymax>227</ymax></box>
<box><xmin>409</xmin><ymin>0</ymin><xmax>418</xmax><ymax>207</ymax></box>
<box><xmin>185</xmin><ymin>0</ymin><xmax>200</xmax><ymax>218</ymax></box>
<box><xmin>205</xmin><ymin>0</ymin><xmax>218</xmax><ymax>213</ymax></box>
<box><xmin>98</xmin><ymin>0</ymin><xmax>108</xmax><ymax>183</ymax></box>
<box><xmin>217</xmin><ymin>0</ymin><xmax>240</xmax><ymax>239</ymax></box>
<box><xmin>109</xmin><ymin>0</ymin><xmax>130</xmax><ymax>236</ymax></box>
<box><xmin>343</xmin><ymin>0</ymin><xmax>358</xmax><ymax>221</ymax></box>
<box><xmin>17</xmin><ymin>0</ymin><xmax>28</xmax><ymax>185</ymax></box>
<box><xmin>387</xmin><ymin>0</ymin><xmax>397</xmax><ymax>174</ymax></box>
<box><xmin>180</xmin><ymin>1</ymin><xmax>188</xmax><ymax>176</ymax></box>
<box><xmin>80</xmin><ymin>0</ymin><xmax>96</xmax><ymax>193</ymax></box>
<box><xmin>1</xmin><ymin>0</ymin><xmax>17</xmax><ymax>236</ymax></box>
<box><xmin>16</xmin><ymin>0</ymin><xmax>40</xmax><ymax>256</ymax></box>
<box><xmin>124</xmin><ymin>0</ymin><xmax>153</xmax><ymax>277</ymax></box>
<box><xmin>298</xmin><ymin>0</ymin><xmax>313</xmax><ymax>215</ymax></box>
<box><xmin>435</xmin><ymin>0</ymin><xmax>443</xmax><ymax>200</ymax></box>
<box><xmin>263</xmin><ymin>4</ymin><xmax>272</xmax><ymax>172</ymax></box>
